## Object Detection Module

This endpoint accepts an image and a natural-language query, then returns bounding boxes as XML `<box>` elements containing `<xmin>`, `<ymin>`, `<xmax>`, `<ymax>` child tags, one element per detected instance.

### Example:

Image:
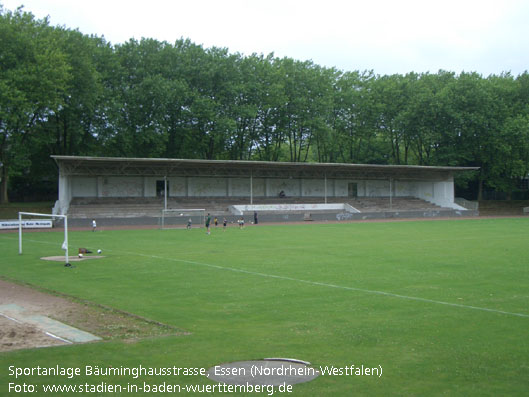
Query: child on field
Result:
<box><xmin>205</xmin><ymin>213</ymin><xmax>211</xmax><ymax>235</ymax></box>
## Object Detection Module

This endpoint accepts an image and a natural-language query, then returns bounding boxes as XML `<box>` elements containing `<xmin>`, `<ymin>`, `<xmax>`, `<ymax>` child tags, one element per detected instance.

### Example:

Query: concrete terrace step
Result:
<box><xmin>67</xmin><ymin>196</ymin><xmax>447</xmax><ymax>219</ymax></box>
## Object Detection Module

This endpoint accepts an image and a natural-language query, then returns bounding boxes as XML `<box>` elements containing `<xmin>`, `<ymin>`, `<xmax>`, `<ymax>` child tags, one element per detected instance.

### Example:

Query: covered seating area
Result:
<box><xmin>52</xmin><ymin>156</ymin><xmax>479</xmax><ymax>223</ymax></box>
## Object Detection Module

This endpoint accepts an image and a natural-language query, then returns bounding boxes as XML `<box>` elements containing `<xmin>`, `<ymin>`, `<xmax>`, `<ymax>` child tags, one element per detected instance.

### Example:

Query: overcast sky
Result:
<box><xmin>3</xmin><ymin>0</ymin><xmax>529</xmax><ymax>76</ymax></box>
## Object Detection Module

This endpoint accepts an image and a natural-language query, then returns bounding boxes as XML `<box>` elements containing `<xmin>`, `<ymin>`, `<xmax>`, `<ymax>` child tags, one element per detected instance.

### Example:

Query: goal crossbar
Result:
<box><xmin>18</xmin><ymin>212</ymin><xmax>69</xmax><ymax>265</ymax></box>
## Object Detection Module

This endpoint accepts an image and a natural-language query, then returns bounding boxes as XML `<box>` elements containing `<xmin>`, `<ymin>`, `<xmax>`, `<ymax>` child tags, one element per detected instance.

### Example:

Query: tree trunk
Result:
<box><xmin>0</xmin><ymin>164</ymin><xmax>9</xmax><ymax>204</ymax></box>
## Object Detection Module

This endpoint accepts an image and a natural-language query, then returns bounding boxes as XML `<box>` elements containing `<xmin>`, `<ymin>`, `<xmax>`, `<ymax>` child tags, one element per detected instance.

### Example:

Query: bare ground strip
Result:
<box><xmin>0</xmin><ymin>279</ymin><xmax>185</xmax><ymax>352</ymax></box>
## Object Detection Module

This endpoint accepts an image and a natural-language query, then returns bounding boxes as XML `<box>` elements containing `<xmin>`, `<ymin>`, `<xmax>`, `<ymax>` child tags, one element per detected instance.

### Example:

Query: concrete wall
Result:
<box><xmin>394</xmin><ymin>178</ymin><xmax>464</xmax><ymax>210</ymax></box>
<box><xmin>168</xmin><ymin>177</ymin><xmax>184</xmax><ymax>197</ymax></box>
<box><xmin>55</xmin><ymin>174</ymin><xmax>72</xmax><ymax>215</ymax></box>
<box><xmin>71</xmin><ymin>177</ymin><xmax>97</xmax><ymax>197</ymax></box>
<box><xmin>302</xmin><ymin>179</ymin><xmax>327</xmax><ymax>197</ymax></box>
<box><xmin>364</xmin><ymin>180</ymin><xmax>388</xmax><ymax>197</ymax></box>
<box><xmin>229</xmin><ymin>178</ymin><xmax>265</xmax><ymax>197</ymax></box>
<box><xmin>188</xmin><ymin>177</ymin><xmax>226</xmax><ymax>197</ymax></box>
<box><xmin>266</xmin><ymin>178</ymin><xmax>300</xmax><ymax>197</ymax></box>
<box><xmin>60</xmin><ymin>174</ymin><xmax>462</xmax><ymax>210</ymax></box>
<box><xmin>143</xmin><ymin>177</ymin><xmax>157</xmax><ymax>197</ymax></box>
<box><xmin>101</xmin><ymin>177</ymin><xmax>143</xmax><ymax>197</ymax></box>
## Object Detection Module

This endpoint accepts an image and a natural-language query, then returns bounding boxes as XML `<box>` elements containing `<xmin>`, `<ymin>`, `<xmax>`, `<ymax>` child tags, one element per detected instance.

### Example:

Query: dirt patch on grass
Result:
<box><xmin>0</xmin><ymin>316</ymin><xmax>66</xmax><ymax>351</ymax></box>
<box><xmin>41</xmin><ymin>255</ymin><xmax>104</xmax><ymax>262</ymax></box>
<box><xmin>0</xmin><ymin>279</ymin><xmax>186</xmax><ymax>352</ymax></box>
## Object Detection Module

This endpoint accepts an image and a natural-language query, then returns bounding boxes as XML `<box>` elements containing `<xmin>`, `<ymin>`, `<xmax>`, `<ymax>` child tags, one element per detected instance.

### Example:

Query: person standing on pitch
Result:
<box><xmin>223</xmin><ymin>217</ymin><xmax>227</xmax><ymax>231</ymax></box>
<box><xmin>205</xmin><ymin>213</ymin><xmax>211</xmax><ymax>235</ymax></box>
<box><xmin>254</xmin><ymin>211</ymin><xmax>258</xmax><ymax>225</ymax></box>
<box><xmin>92</xmin><ymin>219</ymin><xmax>97</xmax><ymax>232</ymax></box>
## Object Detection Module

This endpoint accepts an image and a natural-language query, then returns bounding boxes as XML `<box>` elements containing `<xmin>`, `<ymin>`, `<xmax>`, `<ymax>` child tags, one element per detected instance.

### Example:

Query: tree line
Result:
<box><xmin>1</xmin><ymin>6</ymin><xmax>529</xmax><ymax>203</ymax></box>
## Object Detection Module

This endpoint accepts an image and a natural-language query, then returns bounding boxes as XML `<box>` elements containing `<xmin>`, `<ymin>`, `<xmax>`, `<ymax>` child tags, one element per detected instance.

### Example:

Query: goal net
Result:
<box><xmin>160</xmin><ymin>209</ymin><xmax>206</xmax><ymax>229</ymax></box>
<box><xmin>18</xmin><ymin>212</ymin><xmax>69</xmax><ymax>265</ymax></box>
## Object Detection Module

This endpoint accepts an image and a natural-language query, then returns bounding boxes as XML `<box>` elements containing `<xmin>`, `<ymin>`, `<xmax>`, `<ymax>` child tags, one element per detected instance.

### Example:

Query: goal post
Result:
<box><xmin>160</xmin><ymin>209</ymin><xmax>206</xmax><ymax>229</ymax></box>
<box><xmin>18</xmin><ymin>212</ymin><xmax>69</xmax><ymax>265</ymax></box>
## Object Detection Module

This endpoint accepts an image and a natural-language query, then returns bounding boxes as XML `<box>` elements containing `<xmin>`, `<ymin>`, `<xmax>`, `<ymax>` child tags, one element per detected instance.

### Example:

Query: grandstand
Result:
<box><xmin>52</xmin><ymin>156</ymin><xmax>479</xmax><ymax>226</ymax></box>
<box><xmin>68</xmin><ymin>196</ymin><xmax>444</xmax><ymax>217</ymax></box>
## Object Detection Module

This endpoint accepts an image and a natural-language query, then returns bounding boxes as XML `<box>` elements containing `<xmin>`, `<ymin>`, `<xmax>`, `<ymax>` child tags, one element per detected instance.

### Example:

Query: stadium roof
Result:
<box><xmin>52</xmin><ymin>156</ymin><xmax>479</xmax><ymax>180</ymax></box>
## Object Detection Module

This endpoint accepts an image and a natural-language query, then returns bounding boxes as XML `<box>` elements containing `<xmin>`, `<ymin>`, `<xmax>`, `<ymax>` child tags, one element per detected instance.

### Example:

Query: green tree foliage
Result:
<box><xmin>0</xmin><ymin>6</ymin><xmax>70</xmax><ymax>202</ymax></box>
<box><xmin>2</xmin><ymin>4</ymin><xmax>529</xmax><ymax>201</ymax></box>
<box><xmin>332</xmin><ymin>71</ymin><xmax>380</xmax><ymax>164</ymax></box>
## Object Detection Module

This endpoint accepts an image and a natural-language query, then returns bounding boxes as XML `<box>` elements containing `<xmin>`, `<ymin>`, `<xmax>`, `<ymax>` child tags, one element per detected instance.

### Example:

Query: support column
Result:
<box><xmin>164</xmin><ymin>176</ymin><xmax>168</xmax><ymax>210</ymax></box>
<box><xmin>389</xmin><ymin>177</ymin><xmax>393</xmax><ymax>210</ymax></box>
<box><xmin>250</xmin><ymin>171</ymin><xmax>253</xmax><ymax>205</ymax></box>
<box><xmin>58</xmin><ymin>174</ymin><xmax>71</xmax><ymax>215</ymax></box>
<box><xmin>324</xmin><ymin>174</ymin><xmax>328</xmax><ymax>204</ymax></box>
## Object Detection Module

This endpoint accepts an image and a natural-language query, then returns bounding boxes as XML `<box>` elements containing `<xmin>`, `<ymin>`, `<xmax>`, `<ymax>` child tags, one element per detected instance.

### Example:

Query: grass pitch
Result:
<box><xmin>1</xmin><ymin>218</ymin><xmax>528</xmax><ymax>395</ymax></box>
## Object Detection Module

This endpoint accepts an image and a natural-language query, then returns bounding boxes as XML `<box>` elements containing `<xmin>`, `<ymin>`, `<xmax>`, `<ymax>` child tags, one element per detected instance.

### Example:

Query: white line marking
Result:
<box><xmin>6</xmin><ymin>236</ymin><xmax>529</xmax><ymax>319</ymax></box>
<box><xmin>130</xmin><ymin>252</ymin><xmax>529</xmax><ymax>319</ymax></box>
<box><xmin>0</xmin><ymin>312</ymin><xmax>23</xmax><ymax>323</ymax></box>
<box><xmin>1</xmin><ymin>313</ymin><xmax>73</xmax><ymax>343</ymax></box>
<box><xmin>45</xmin><ymin>332</ymin><xmax>73</xmax><ymax>344</ymax></box>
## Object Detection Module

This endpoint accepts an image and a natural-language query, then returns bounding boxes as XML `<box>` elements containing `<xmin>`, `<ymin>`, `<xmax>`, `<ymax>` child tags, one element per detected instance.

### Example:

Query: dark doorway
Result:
<box><xmin>156</xmin><ymin>180</ymin><xmax>168</xmax><ymax>197</ymax></box>
<box><xmin>348</xmin><ymin>183</ymin><xmax>358</xmax><ymax>198</ymax></box>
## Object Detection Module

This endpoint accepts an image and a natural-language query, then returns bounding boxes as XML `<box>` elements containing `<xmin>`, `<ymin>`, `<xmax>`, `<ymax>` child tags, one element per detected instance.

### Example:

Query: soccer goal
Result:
<box><xmin>18</xmin><ymin>212</ymin><xmax>69</xmax><ymax>265</ymax></box>
<box><xmin>160</xmin><ymin>209</ymin><xmax>206</xmax><ymax>229</ymax></box>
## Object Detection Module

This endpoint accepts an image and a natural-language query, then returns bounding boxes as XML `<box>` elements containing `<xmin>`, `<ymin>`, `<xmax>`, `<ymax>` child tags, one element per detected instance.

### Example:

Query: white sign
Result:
<box><xmin>230</xmin><ymin>203</ymin><xmax>361</xmax><ymax>215</ymax></box>
<box><xmin>0</xmin><ymin>219</ymin><xmax>53</xmax><ymax>229</ymax></box>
